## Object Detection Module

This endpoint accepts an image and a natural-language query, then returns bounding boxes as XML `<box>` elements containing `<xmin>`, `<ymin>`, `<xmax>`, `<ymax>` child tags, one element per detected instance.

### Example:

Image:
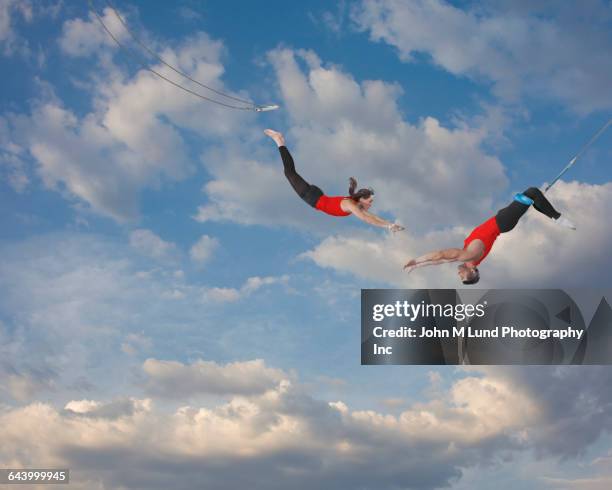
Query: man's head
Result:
<box><xmin>458</xmin><ymin>263</ymin><xmax>480</xmax><ymax>285</ymax></box>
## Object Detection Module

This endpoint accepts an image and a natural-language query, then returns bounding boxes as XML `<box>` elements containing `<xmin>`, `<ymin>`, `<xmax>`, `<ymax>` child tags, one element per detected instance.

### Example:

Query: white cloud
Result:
<box><xmin>177</xmin><ymin>6</ymin><xmax>203</xmax><ymax>22</ymax></box>
<box><xmin>8</xmin><ymin>17</ymin><xmax>505</xmax><ymax>228</ymax></box>
<box><xmin>6</xmin><ymin>13</ymin><xmax>256</xmax><ymax>221</ymax></box>
<box><xmin>0</xmin><ymin>374</ymin><xmax>519</xmax><ymax>489</ymax></box>
<box><xmin>193</xmin><ymin>143</ymin><xmax>321</xmax><ymax>228</ymax></box>
<box><xmin>0</xmin><ymin>233</ymin><xmax>297</xmax><ymax>404</ymax></box>
<box><xmin>120</xmin><ymin>332</ymin><xmax>152</xmax><ymax>356</ymax></box>
<box><xmin>472</xmin><ymin>366</ymin><xmax>612</xmax><ymax>459</ymax></box>
<box><xmin>542</xmin><ymin>476</ymin><xmax>612</xmax><ymax>490</ymax></box>
<box><xmin>202</xmin><ymin>274</ymin><xmax>289</xmax><ymax>303</ymax></box>
<box><xmin>352</xmin><ymin>0</ymin><xmax>612</xmax><ymax>114</ymax></box>
<box><xmin>0</xmin><ymin>146</ymin><xmax>29</xmax><ymax>192</ymax></box>
<box><xmin>312</xmin><ymin>0</ymin><xmax>349</xmax><ymax>36</ymax></box>
<box><xmin>59</xmin><ymin>7</ymin><xmax>127</xmax><ymax>57</ymax></box>
<box><xmin>242</xmin><ymin>275</ymin><xmax>289</xmax><ymax>294</ymax></box>
<box><xmin>301</xmin><ymin>225</ymin><xmax>461</xmax><ymax>287</ymax></box>
<box><xmin>592</xmin><ymin>452</ymin><xmax>612</xmax><ymax>468</ymax></box>
<box><xmin>64</xmin><ymin>397</ymin><xmax>150</xmax><ymax>419</ymax></box>
<box><xmin>189</xmin><ymin>234</ymin><xmax>219</xmax><ymax>265</ymax></box>
<box><xmin>0</xmin><ymin>233</ymin><xmax>220</xmax><ymax>403</ymax></box>
<box><xmin>0</xmin><ymin>370</ymin><xmax>53</xmax><ymax>402</ymax></box>
<box><xmin>1</xmin><ymin>365</ymin><xmax>611</xmax><ymax>490</ymax></box>
<box><xmin>0</xmin><ymin>232</ymin><xmax>611</xmax><ymax>488</ymax></box>
<box><xmin>64</xmin><ymin>398</ymin><xmax>101</xmax><ymax>414</ymax></box>
<box><xmin>204</xmin><ymin>286</ymin><xmax>241</xmax><ymax>303</ymax></box>
<box><xmin>142</xmin><ymin>358</ymin><xmax>287</xmax><ymax>397</ymax></box>
<box><xmin>480</xmin><ymin>180</ymin><xmax>612</xmax><ymax>287</ymax></box>
<box><xmin>129</xmin><ymin>229</ymin><xmax>176</xmax><ymax>260</ymax></box>
<box><xmin>381</xmin><ymin>397</ymin><xmax>406</xmax><ymax>409</ymax></box>
<box><xmin>195</xmin><ymin>48</ymin><xmax>506</xmax><ymax>232</ymax></box>
<box><xmin>542</xmin><ymin>452</ymin><xmax>612</xmax><ymax>490</ymax></box>
<box><xmin>7</xmin><ymin>100</ymin><xmax>186</xmax><ymax>221</ymax></box>
<box><xmin>0</xmin><ymin>234</ymin><xmax>156</xmax><ymax>400</ymax></box>
<box><xmin>303</xmin><ymin>180</ymin><xmax>612</xmax><ymax>288</ymax></box>
<box><xmin>0</xmin><ymin>0</ymin><xmax>32</xmax><ymax>56</ymax></box>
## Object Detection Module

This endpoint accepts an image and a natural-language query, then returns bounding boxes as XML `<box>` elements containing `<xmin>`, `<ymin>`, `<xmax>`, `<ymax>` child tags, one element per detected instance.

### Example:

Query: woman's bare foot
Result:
<box><xmin>264</xmin><ymin>129</ymin><xmax>285</xmax><ymax>147</ymax></box>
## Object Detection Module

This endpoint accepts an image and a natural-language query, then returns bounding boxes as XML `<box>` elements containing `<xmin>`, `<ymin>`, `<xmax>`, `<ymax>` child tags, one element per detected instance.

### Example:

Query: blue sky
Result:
<box><xmin>1</xmin><ymin>1</ymin><xmax>612</xmax><ymax>489</ymax></box>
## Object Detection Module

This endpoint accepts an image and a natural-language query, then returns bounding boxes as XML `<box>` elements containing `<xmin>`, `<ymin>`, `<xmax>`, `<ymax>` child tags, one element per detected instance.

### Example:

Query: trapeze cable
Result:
<box><xmin>105</xmin><ymin>0</ymin><xmax>257</xmax><ymax>107</ymax></box>
<box><xmin>545</xmin><ymin>118</ymin><xmax>611</xmax><ymax>192</ymax></box>
<box><xmin>88</xmin><ymin>0</ymin><xmax>279</xmax><ymax>112</ymax></box>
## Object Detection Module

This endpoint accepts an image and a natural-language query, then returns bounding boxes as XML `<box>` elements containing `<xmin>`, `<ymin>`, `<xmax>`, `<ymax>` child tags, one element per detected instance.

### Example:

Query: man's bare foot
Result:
<box><xmin>264</xmin><ymin>129</ymin><xmax>285</xmax><ymax>147</ymax></box>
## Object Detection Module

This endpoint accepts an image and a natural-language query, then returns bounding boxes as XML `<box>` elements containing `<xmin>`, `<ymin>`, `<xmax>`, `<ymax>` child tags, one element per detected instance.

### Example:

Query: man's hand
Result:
<box><xmin>403</xmin><ymin>259</ymin><xmax>417</xmax><ymax>272</ymax></box>
<box><xmin>388</xmin><ymin>223</ymin><xmax>405</xmax><ymax>233</ymax></box>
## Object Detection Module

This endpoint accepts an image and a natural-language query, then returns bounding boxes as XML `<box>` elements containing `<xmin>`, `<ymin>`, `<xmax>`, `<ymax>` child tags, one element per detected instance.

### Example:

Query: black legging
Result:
<box><xmin>279</xmin><ymin>146</ymin><xmax>324</xmax><ymax>207</ymax></box>
<box><xmin>495</xmin><ymin>187</ymin><xmax>561</xmax><ymax>233</ymax></box>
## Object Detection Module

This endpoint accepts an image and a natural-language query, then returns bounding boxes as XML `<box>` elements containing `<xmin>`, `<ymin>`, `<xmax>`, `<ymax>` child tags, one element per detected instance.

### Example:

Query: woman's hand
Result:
<box><xmin>388</xmin><ymin>223</ymin><xmax>404</xmax><ymax>233</ymax></box>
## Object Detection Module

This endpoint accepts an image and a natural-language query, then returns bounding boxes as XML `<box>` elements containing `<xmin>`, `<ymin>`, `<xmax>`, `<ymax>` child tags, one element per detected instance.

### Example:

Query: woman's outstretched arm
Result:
<box><xmin>343</xmin><ymin>200</ymin><xmax>404</xmax><ymax>232</ymax></box>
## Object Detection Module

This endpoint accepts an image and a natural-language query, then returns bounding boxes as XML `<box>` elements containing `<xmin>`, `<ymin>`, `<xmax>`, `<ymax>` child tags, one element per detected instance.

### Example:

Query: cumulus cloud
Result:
<box><xmin>0</xmin><ymin>155</ymin><xmax>28</xmax><ymax>191</ymax></box>
<box><xmin>542</xmin><ymin>476</ymin><xmax>612</xmax><ymax>490</ymax></box>
<box><xmin>1</xmin><ymin>365</ymin><xmax>611</xmax><ymax>490</ymax></box>
<box><xmin>120</xmin><ymin>332</ymin><xmax>153</xmax><ymax>356</ymax></box>
<box><xmin>142</xmin><ymin>358</ymin><xmax>287</xmax><ymax>398</ymax></box>
<box><xmin>0</xmin><ymin>235</ymin><xmax>610</xmax><ymax>485</ymax></box>
<box><xmin>0</xmin><ymin>233</ymin><xmax>199</xmax><ymax>403</ymax></box>
<box><xmin>303</xmin><ymin>180</ymin><xmax>612</xmax><ymax>288</ymax></box>
<box><xmin>8</xmin><ymin>13</ymin><xmax>506</xmax><ymax>228</ymax></box>
<box><xmin>352</xmin><ymin>0</ymin><xmax>612</xmax><ymax>114</ymax></box>
<box><xmin>202</xmin><ymin>274</ymin><xmax>289</xmax><ymax>303</ymax></box>
<box><xmin>242</xmin><ymin>275</ymin><xmax>288</xmax><ymax>294</ymax></box>
<box><xmin>212</xmin><ymin>275</ymin><xmax>289</xmax><ymax>302</ymax></box>
<box><xmin>542</xmin><ymin>452</ymin><xmax>612</xmax><ymax>490</ymax></box>
<box><xmin>189</xmin><ymin>234</ymin><xmax>219</xmax><ymax>265</ymax></box>
<box><xmin>59</xmin><ymin>7</ymin><xmax>127</xmax><ymax>57</ymax></box>
<box><xmin>0</xmin><ymin>0</ymin><xmax>32</xmax><ymax>56</ymax></box>
<box><xmin>317</xmin><ymin>1</ymin><xmax>349</xmax><ymax>36</ymax></box>
<box><xmin>5</xmin><ymin>98</ymin><xmax>188</xmax><ymax>221</ymax></box>
<box><xmin>0</xmin><ymin>374</ymin><xmax>522</xmax><ymax>490</ymax></box>
<box><xmin>0</xmin><ymin>118</ymin><xmax>29</xmax><ymax>191</ymax></box>
<box><xmin>177</xmin><ymin>5</ymin><xmax>203</xmax><ymax>22</ymax></box>
<box><xmin>471</xmin><ymin>366</ymin><xmax>612</xmax><ymax>459</ymax></box>
<box><xmin>195</xmin><ymin>48</ymin><xmax>506</xmax><ymax>232</ymax></box>
<box><xmin>302</xmin><ymin>224</ymin><xmax>468</xmax><ymax>287</ymax></box>
<box><xmin>129</xmin><ymin>228</ymin><xmax>177</xmax><ymax>260</ymax></box>
<box><xmin>0</xmin><ymin>364</ymin><xmax>55</xmax><ymax>402</ymax></box>
<box><xmin>204</xmin><ymin>286</ymin><xmax>241</xmax><ymax>302</ymax></box>
<box><xmin>64</xmin><ymin>397</ymin><xmax>149</xmax><ymax>419</ymax></box>
<box><xmin>5</xmin><ymin>10</ymin><xmax>256</xmax><ymax>221</ymax></box>
<box><xmin>0</xmin><ymin>233</ymin><xmax>299</xmax><ymax>404</ymax></box>
<box><xmin>0</xmin><ymin>233</ymin><xmax>170</xmax><ymax>402</ymax></box>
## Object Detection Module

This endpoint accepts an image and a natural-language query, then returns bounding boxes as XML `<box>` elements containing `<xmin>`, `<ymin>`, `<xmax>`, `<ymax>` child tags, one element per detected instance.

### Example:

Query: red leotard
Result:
<box><xmin>315</xmin><ymin>195</ymin><xmax>351</xmax><ymax>217</ymax></box>
<box><xmin>463</xmin><ymin>216</ymin><xmax>500</xmax><ymax>266</ymax></box>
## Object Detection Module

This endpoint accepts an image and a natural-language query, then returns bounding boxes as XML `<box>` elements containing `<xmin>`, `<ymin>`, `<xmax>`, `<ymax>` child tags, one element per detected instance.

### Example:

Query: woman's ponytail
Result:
<box><xmin>348</xmin><ymin>177</ymin><xmax>358</xmax><ymax>196</ymax></box>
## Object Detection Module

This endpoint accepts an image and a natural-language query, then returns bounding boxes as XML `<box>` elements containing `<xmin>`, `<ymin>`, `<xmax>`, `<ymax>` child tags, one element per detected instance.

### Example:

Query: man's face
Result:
<box><xmin>457</xmin><ymin>263</ymin><xmax>477</xmax><ymax>282</ymax></box>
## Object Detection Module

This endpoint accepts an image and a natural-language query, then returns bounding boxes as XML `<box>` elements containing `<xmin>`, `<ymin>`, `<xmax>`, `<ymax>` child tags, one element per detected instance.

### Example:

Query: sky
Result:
<box><xmin>1</xmin><ymin>0</ymin><xmax>612</xmax><ymax>489</ymax></box>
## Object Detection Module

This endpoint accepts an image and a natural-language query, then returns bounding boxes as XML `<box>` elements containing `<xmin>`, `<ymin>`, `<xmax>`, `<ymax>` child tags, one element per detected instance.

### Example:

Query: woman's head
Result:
<box><xmin>348</xmin><ymin>177</ymin><xmax>374</xmax><ymax>210</ymax></box>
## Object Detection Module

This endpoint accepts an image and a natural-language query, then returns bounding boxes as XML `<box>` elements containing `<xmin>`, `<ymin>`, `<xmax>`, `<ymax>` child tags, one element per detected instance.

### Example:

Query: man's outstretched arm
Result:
<box><xmin>403</xmin><ymin>247</ymin><xmax>478</xmax><ymax>272</ymax></box>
